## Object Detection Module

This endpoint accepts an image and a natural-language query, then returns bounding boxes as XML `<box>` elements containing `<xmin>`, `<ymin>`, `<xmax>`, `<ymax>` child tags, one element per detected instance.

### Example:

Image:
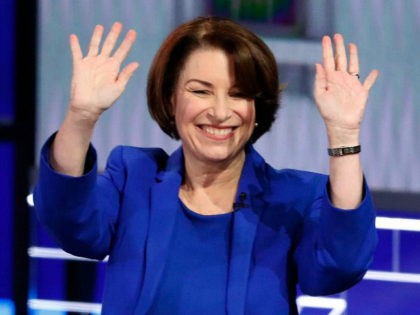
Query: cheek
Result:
<box><xmin>244</xmin><ymin>101</ymin><xmax>256</xmax><ymax>123</ymax></box>
<box><xmin>174</xmin><ymin>95</ymin><xmax>199</xmax><ymax>128</ymax></box>
<box><xmin>244</xmin><ymin>102</ymin><xmax>256</xmax><ymax>138</ymax></box>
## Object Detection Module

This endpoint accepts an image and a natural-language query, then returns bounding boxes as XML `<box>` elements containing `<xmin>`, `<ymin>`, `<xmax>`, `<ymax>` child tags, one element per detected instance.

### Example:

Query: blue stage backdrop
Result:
<box><xmin>35</xmin><ymin>0</ymin><xmax>420</xmax><ymax>192</ymax></box>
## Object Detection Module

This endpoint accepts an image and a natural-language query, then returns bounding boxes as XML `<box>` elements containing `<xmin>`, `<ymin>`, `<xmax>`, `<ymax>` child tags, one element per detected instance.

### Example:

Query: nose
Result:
<box><xmin>208</xmin><ymin>96</ymin><xmax>232</xmax><ymax>122</ymax></box>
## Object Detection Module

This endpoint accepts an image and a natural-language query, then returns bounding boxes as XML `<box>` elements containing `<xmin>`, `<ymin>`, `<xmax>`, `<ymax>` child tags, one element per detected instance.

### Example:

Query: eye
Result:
<box><xmin>192</xmin><ymin>89</ymin><xmax>210</xmax><ymax>95</ymax></box>
<box><xmin>229</xmin><ymin>91</ymin><xmax>246</xmax><ymax>99</ymax></box>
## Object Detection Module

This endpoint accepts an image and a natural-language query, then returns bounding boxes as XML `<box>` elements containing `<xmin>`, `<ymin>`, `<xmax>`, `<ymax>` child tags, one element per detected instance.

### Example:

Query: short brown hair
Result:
<box><xmin>147</xmin><ymin>16</ymin><xmax>281</xmax><ymax>143</ymax></box>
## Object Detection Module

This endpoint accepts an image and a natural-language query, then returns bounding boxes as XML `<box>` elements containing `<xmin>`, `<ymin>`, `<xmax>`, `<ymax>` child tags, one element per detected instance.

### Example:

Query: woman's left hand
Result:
<box><xmin>314</xmin><ymin>34</ymin><xmax>379</xmax><ymax>146</ymax></box>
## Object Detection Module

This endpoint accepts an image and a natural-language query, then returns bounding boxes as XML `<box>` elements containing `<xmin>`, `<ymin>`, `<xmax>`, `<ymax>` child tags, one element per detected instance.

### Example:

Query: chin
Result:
<box><xmin>197</xmin><ymin>145</ymin><xmax>244</xmax><ymax>164</ymax></box>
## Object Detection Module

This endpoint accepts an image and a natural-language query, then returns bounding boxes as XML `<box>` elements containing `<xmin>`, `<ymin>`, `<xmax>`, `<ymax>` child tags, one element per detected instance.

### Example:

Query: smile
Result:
<box><xmin>199</xmin><ymin>125</ymin><xmax>235</xmax><ymax>138</ymax></box>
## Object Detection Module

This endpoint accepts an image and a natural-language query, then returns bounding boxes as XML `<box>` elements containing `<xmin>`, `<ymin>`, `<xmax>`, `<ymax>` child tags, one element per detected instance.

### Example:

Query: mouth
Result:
<box><xmin>198</xmin><ymin>125</ymin><xmax>236</xmax><ymax>139</ymax></box>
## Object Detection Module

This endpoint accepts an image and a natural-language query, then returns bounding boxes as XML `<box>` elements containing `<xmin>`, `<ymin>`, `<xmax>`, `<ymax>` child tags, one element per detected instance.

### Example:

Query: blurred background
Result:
<box><xmin>1</xmin><ymin>0</ymin><xmax>419</xmax><ymax>314</ymax></box>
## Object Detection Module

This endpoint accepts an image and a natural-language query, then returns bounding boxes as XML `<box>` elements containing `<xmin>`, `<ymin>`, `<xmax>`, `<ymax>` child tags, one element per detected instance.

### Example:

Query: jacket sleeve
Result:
<box><xmin>33</xmin><ymin>135</ymin><xmax>126</xmax><ymax>260</ymax></box>
<box><xmin>293</xmin><ymin>178</ymin><xmax>378</xmax><ymax>295</ymax></box>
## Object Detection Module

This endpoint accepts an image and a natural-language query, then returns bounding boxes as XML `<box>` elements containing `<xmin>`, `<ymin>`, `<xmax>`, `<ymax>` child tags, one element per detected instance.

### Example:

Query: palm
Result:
<box><xmin>313</xmin><ymin>34</ymin><xmax>378</xmax><ymax>133</ymax></box>
<box><xmin>69</xmin><ymin>22</ymin><xmax>138</xmax><ymax>119</ymax></box>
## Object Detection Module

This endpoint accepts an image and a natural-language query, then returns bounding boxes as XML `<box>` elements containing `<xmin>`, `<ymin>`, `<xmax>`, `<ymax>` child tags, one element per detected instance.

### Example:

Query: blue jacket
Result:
<box><xmin>34</xmin><ymin>137</ymin><xmax>377</xmax><ymax>314</ymax></box>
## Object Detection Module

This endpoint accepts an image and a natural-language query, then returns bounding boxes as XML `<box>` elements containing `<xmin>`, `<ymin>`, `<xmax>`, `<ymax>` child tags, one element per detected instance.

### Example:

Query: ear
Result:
<box><xmin>170</xmin><ymin>94</ymin><xmax>176</xmax><ymax>116</ymax></box>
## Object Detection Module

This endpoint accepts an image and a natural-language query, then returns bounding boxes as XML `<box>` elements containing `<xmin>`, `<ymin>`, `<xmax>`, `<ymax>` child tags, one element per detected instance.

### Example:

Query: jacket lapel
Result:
<box><xmin>136</xmin><ymin>147</ymin><xmax>184</xmax><ymax>314</ymax></box>
<box><xmin>227</xmin><ymin>145</ymin><xmax>267</xmax><ymax>315</ymax></box>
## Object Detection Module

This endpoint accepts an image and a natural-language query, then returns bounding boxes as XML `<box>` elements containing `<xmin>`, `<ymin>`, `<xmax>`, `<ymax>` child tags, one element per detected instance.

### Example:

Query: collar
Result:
<box><xmin>156</xmin><ymin>144</ymin><xmax>266</xmax><ymax>192</ymax></box>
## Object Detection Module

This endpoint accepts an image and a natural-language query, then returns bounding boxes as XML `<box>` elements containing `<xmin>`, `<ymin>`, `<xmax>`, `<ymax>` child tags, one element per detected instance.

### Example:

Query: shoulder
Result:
<box><xmin>266</xmin><ymin>166</ymin><xmax>327</xmax><ymax>189</ymax></box>
<box><xmin>107</xmin><ymin>145</ymin><xmax>169</xmax><ymax>170</ymax></box>
<box><xmin>245</xmin><ymin>146</ymin><xmax>328</xmax><ymax>199</ymax></box>
<box><xmin>101</xmin><ymin>146</ymin><xmax>170</xmax><ymax>189</ymax></box>
<box><xmin>262</xmin><ymin>166</ymin><xmax>329</xmax><ymax>209</ymax></box>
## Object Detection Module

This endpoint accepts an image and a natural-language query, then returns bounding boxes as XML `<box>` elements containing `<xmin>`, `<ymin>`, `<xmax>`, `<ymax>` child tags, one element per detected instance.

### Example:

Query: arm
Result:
<box><xmin>313</xmin><ymin>34</ymin><xmax>379</xmax><ymax>209</ymax></box>
<box><xmin>35</xmin><ymin>141</ymin><xmax>125</xmax><ymax>259</ymax></box>
<box><xmin>51</xmin><ymin>22</ymin><xmax>139</xmax><ymax>176</ymax></box>
<box><xmin>293</xmin><ymin>35</ymin><xmax>379</xmax><ymax>295</ymax></box>
<box><xmin>34</xmin><ymin>22</ymin><xmax>139</xmax><ymax>258</ymax></box>
<box><xmin>294</xmin><ymin>181</ymin><xmax>377</xmax><ymax>295</ymax></box>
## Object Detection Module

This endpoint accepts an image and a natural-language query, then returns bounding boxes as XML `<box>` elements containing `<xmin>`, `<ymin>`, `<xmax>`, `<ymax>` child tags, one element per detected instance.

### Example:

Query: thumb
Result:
<box><xmin>363</xmin><ymin>69</ymin><xmax>379</xmax><ymax>91</ymax></box>
<box><xmin>117</xmin><ymin>62</ymin><xmax>140</xmax><ymax>90</ymax></box>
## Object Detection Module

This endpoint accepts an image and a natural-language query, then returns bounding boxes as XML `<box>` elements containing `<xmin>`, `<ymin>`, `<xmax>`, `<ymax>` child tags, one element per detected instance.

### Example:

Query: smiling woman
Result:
<box><xmin>174</xmin><ymin>48</ymin><xmax>256</xmax><ymax>215</ymax></box>
<box><xmin>34</xmin><ymin>16</ymin><xmax>378</xmax><ymax>314</ymax></box>
<box><xmin>147</xmin><ymin>17</ymin><xmax>280</xmax><ymax>143</ymax></box>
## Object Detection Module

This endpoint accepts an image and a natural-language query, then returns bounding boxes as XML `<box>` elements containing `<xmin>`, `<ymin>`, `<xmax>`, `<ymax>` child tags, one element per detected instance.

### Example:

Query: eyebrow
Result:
<box><xmin>184</xmin><ymin>79</ymin><xmax>240</xmax><ymax>91</ymax></box>
<box><xmin>185</xmin><ymin>79</ymin><xmax>213</xmax><ymax>87</ymax></box>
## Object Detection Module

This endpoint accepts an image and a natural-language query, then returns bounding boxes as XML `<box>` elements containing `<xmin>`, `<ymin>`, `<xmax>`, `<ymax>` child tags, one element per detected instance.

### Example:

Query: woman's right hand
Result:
<box><xmin>69</xmin><ymin>22</ymin><xmax>139</xmax><ymax>123</ymax></box>
<box><xmin>49</xmin><ymin>22</ymin><xmax>138</xmax><ymax>176</ymax></box>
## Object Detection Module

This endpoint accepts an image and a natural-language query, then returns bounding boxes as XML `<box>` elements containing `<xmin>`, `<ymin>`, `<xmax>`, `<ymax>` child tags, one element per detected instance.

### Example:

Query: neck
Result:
<box><xmin>180</xmin><ymin>150</ymin><xmax>246</xmax><ymax>215</ymax></box>
<box><xmin>183</xmin><ymin>150</ymin><xmax>245</xmax><ymax>189</ymax></box>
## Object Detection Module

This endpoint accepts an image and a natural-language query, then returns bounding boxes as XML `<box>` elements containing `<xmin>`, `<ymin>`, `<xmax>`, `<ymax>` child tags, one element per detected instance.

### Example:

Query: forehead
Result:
<box><xmin>178</xmin><ymin>48</ymin><xmax>235</xmax><ymax>83</ymax></box>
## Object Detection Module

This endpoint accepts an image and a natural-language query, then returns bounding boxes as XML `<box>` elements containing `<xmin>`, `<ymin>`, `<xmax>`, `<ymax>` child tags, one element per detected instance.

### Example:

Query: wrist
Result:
<box><xmin>67</xmin><ymin>104</ymin><xmax>101</xmax><ymax>128</ymax></box>
<box><xmin>326</xmin><ymin>125</ymin><xmax>360</xmax><ymax>147</ymax></box>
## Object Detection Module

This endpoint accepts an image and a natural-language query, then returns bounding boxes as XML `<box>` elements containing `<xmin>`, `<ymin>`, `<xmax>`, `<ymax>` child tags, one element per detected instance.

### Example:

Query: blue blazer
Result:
<box><xmin>34</xmin><ymin>137</ymin><xmax>377</xmax><ymax>315</ymax></box>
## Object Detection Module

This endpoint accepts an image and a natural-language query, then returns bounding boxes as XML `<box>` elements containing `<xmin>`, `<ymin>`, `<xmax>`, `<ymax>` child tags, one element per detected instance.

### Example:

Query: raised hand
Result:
<box><xmin>69</xmin><ymin>22</ymin><xmax>139</xmax><ymax>122</ymax></box>
<box><xmin>49</xmin><ymin>22</ymin><xmax>138</xmax><ymax>176</ymax></box>
<box><xmin>313</xmin><ymin>34</ymin><xmax>378</xmax><ymax>146</ymax></box>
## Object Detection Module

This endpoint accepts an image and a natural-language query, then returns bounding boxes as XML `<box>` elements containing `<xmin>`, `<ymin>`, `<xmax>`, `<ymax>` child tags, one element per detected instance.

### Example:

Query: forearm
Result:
<box><xmin>50</xmin><ymin>107</ymin><xmax>98</xmax><ymax>176</ymax></box>
<box><xmin>327</xmin><ymin>128</ymin><xmax>363</xmax><ymax>209</ymax></box>
<box><xmin>296</xmin><ymin>184</ymin><xmax>377</xmax><ymax>295</ymax></box>
<box><xmin>35</xmin><ymin>139</ymin><xmax>112</xmax><ymax>259</ymax></box>
<box><xmin>329</xmin><ymin>154</ymin><xmax>363</xmax><ymax>209</ymax></box>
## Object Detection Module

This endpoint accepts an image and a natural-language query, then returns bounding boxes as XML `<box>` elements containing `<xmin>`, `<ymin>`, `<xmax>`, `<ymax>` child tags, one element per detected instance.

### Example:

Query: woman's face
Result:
<box><xmin>172</xmin><ymin>48</ymin><xmax>255</xmax><ymax>167</ymax></box>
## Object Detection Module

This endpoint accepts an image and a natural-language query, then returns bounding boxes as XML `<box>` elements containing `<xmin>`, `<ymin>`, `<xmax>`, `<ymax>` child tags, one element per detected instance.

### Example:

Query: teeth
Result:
<box><xmin>203</xmin><ymin>126</ymin><xmax>233</xmax><ymax>136</ymax></box>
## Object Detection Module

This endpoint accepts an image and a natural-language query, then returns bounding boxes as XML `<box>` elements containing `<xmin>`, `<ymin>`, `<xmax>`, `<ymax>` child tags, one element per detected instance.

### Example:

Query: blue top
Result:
<box><xmin>34</xmin><ymin>136</ymin><xmax>377</xmax><ymax>315</ymax></box>
<box><xmin>150</xmin><ymin>201</ymin><xmax>233</xmax><ymax>314</ymax></box>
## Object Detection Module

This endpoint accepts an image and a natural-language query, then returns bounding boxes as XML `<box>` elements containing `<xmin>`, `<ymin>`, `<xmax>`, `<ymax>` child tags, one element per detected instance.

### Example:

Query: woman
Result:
<box><xmin>34</xmin><ymin>17</ymin><xmax>378</xmax><ymax>314</ymax></box>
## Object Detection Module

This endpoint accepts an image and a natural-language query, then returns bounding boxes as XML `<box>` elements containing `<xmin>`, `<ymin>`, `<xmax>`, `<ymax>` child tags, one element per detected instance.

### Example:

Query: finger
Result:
<box><xmin>117</xmin><ymin>62</ymin><xmax>140</xmax><ymax>89</ymax></box>
<box><xmin>322</xmin><ymin>35</ymin><xmax>335</xmax><ymax>71</ymax></box>
<box><xmin>87</xmin><ymin>25</ymin><xmax>104</xmax><ymax>56</ymax></box>
<box><xmin>348</xmin><ymin>43</ymin><xmax>359</xmax><ymax>75</ymax></box>
<box><xmin>363</xmin><ymin>69</ymin><xmax>379</xmax><ymax>91</ymax></box>
<box><xmin>101</xmin><ymin>22</ymin><xmax>123</xmax><ymax>56</ymax></box>
<box><xmin>333</xmin><ymin>33</ymin><xmax>347</xmax><ymax>71</ymax></box>
<box><xmin>69</xmin><ymin>34</ymin><xmax>83</xmax><ymax>61</ymax></box>
<box><xmin>314</xmin><ymin>63</ymin><xmax>327</xmax><ymax>92</ymax></box>
<box><xmin>113</xmin><ymin>29</ymin><xmax>137</xmax><ymax>63</ymax></box>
